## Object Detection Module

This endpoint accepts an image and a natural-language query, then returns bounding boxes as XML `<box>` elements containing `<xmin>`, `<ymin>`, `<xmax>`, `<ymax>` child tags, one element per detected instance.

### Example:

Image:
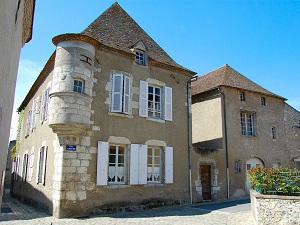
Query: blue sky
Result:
<box><xmin>10</xmin><ymin>0</ymin><xmax>300</xmax><ymax>139</ymax></box>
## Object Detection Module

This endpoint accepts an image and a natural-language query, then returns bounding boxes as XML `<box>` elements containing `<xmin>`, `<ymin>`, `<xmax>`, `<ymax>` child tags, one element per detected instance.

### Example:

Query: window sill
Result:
<box><xmin>106</xmin><ymin>184</ymin><xmax>131</xmax><ymax>189</ymax></box>
<box><xmin>146</xmin><ymin>117</ymin><xmax>165</xmax><ymax>123</ymax></box>
<box><xmin>144</xmin><ymin>183</ymin><xmax>165</xmax><ymax>187</ymax></box>
<box><xmin>108</xmin><ymin>112</ymin><xmax>134</xmax><ymax>119</ymax></box>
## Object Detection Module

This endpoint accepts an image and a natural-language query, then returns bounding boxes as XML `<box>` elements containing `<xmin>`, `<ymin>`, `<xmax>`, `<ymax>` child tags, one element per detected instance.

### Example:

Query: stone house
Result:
<box><xmin>191</xmin><ymin>64</ymin><xmax>292</xmax><ymax>201</ymax></box>
<box><xmin>11</xmin><ymin>3</ymin><xmax>196</xmax><ymax>218</ymax></box>
<box><xmin>284</xmin><ymin>103</ymin><xmax>300</xmax><ymax>168</ymax></box>
<box><xmin>0</xmin><ymin>0</ymin><xmax>35</xmax><ymax>210</ymax></box>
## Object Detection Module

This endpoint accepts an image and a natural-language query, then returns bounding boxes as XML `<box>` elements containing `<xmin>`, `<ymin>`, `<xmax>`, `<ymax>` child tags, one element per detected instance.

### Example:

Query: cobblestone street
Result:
<box><xmin>1</xmin><ymin>195</ymin><xmax>255</xmax><ymax>225</ymax></box>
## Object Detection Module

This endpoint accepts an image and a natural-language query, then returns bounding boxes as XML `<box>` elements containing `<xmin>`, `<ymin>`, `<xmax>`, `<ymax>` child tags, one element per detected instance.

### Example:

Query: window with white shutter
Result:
<box><xmin>31</xmin><ymin>97</ymin><xmax>38</xmax><ymax>130</ymax></box>
<box><xmin>40</xmin><ymin>88</ymin><xmax>50</xmax><ymax>123</ymax></box>
<box><xmin>111</xmin><ymin>74</ymin><xmax>131</xmax><ymax>114</ymax></box>
<box><xmin>28</xmin><ymin>150</ymin><xmax>34</xmax><ymax>182</ymax></box>
<box><xmin>139</xmin><ymin>81</ymin><xmax>172</xmax><ymax>121</ymax></box>
<box><xmin>37</xmin><ymin>146</ymin><xmax>47</xmax><ymax>185</ymax></box>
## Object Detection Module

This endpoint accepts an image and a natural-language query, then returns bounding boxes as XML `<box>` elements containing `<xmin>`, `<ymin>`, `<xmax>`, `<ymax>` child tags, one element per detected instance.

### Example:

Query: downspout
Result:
<box><xmin>187</xmin><ymin>76</ymin><xmax>197</xmax><ymax>204</ymax></box>
<box><xmin>217</xmin><ymin>86</ymin><xmax>230</xmax><ymax>199</ymax></box>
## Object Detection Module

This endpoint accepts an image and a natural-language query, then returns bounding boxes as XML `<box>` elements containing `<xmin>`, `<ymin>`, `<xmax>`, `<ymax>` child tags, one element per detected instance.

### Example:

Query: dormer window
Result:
<box><xmin>73</xmin><ymin>79</ymin><xmax>84</xmax><ymax>93</ymax></box>
<box><xmin>135</xmin><ymin>51</ymin><xmax>145</xmax><ymax>65</ymax></box>
<box><xmin>132</xmin><ymin>40</ymin><xmax>147</xmax><ymax>66</ymax></box>
<box><xmin>240</xmin><ymin>92</ymin><xmax>245</xmax><ymax>101</ymax></box>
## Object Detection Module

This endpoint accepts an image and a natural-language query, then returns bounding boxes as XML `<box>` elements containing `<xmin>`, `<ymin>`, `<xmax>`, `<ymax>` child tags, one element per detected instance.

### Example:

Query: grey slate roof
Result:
<box><xmin>191</xmin><ymin>64</ymin><xmax>285</xmax><ymax>99</ymax></box>
<box><xmin>81</xmin><ymin>2</ymin><xmax>190</xmax><ymax>71</ymax></box>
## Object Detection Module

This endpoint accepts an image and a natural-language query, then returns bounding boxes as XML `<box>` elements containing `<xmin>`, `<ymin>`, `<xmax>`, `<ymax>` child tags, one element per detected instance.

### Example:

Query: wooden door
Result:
<box><xmin>200</xmin><ymin>164</ymin><xmax>211</xmax><ymax>200</ymax></box>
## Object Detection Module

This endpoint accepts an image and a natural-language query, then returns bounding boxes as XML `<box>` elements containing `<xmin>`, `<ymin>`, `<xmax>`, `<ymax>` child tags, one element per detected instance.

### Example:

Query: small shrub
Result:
<box><xmin>248</xmin><ymin>166</ymin><xmax>300</xmax><ymax>196</ymax></box>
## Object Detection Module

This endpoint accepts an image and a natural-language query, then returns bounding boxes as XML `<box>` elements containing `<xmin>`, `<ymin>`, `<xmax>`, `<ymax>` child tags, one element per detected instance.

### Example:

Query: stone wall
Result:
<box><xmin>251</xmin><ymin>190</ymin><xmax>300</xmax><ymax>225</ymax></box>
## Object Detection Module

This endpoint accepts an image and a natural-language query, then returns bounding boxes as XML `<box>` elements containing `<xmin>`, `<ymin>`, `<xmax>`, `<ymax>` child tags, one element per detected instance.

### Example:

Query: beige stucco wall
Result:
<box><xmin>192</xmin><ymin>95</ymin><xmax>222</xmax><ymax>144</ymax></box>
<box><xmin>11</xmin><ymin>69</ymin><xmax>57</xmax><ymax>213</ymax></box>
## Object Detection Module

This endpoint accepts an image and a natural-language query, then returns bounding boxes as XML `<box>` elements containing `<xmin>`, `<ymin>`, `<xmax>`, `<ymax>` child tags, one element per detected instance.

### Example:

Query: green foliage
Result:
<box><xmin>12</xmin><ymin>110</ymin><xmax>24</xmax><ymax>159</ymax></box>
<box><xmin>249</xmin><ymin>166</ymin><xmax>300</xmax><ymax>196</ymax></box>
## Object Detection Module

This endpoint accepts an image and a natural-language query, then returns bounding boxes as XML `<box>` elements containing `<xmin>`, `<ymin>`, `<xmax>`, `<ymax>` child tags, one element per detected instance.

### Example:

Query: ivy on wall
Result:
<box><xmin>11</xmin><ymin>110</ymin><xmax>24</xmax><ymax>159</ymax></box>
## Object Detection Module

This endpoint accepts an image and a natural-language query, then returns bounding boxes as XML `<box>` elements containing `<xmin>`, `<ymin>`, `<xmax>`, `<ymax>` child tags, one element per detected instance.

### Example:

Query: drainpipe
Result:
<box><xmin>217</xmin><ymin>86</ymin><xmax>230</xmax><ymax>199</ymax></box>
<box><xmin>187</xmin><ymin>76</ymin><xmax>197</xmax><ymax>204</ymax></box>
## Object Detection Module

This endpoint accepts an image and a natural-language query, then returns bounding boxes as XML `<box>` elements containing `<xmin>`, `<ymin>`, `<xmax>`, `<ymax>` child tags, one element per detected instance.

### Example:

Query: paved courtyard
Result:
<box><xmin>0</xmin><ymin>195</ymin><xmax>255</xmax><ymax>225</ymax></box>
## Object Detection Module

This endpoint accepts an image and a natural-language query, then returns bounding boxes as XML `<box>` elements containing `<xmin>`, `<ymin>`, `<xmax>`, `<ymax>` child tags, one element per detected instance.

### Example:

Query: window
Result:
<box><xmin>261</xmin><ymin>97</ymin><xmax>266</xmax><ymax>106</ymax></box>
<box><xmin>73</xmin><ymin>79</ymin><xmax>84</xmax><ymax>93</ymax></box>
<box><xmin>240</xmin><ymin>92</ymin><xmax>245</xmax><ymax>101</ymax></box>
<box><xmin>147</xmin><ymin>147</ymin><xmax>162</xmax><ymax>183</ymax></box>
<box><xmin>271</xmin><ymin>126</ymin><xmax>277</xmax><ymax>139</ymax></box>
<box><xmin>108</xmin><ymin>144</ymin><xmax>126</xmax><ymax>184</ymax></box>
<box><xmin>40</xmin><ymin>87</ymin><xmax>50</xmax><ymax>123</ymax></box>
<box><xmin>111</xmin><ymin>74</ymin><xmax>131</xmax><ymax>114</ymax></box>
<box><xmin>36</xmin><ymin>146</ymin><xmax>47</xmax><ymax>185</ymax></box>
<box><xmin>234</xmin><ymin>160</ymin><xmax>241</xmax><ymax>173</ymax></box>
<box><xmin>97</xmin><ymin>142</ymin><xmax>173</xmax><ymax>186</ymax></box>
<box><xmin>135</xmin><ymin>51</ymin><xmax>145</xmax><ymax>65</ymax></box>
<box><xmin>21</xmin><ymin>154</ymin><xmax>28</xmax><ymax>181</ymax></box>
<box><xmin>294</xmin><ymin>159</ymin><xmax>300</xmax><ymax>169</ymax></box>
<box><xmin>12</xmin><ymin>156</ymin><xmax>20</xmax><ymax>180</ymax></box>
<box><xmin>28</xmin><ymin>151</ymin><xmax>34</xmax><ymax>182</ymax></box>
<box><xmin>139</xmin><ymin>81</ymin><xmax>172</xmax><ymax>121</ymax></box>
<box><xmin>148</xmin><ymin>85</ymin><xmax>162</xmax><ymax>119</ymax></box>
<box><xmin>31</xmin><ymin>97</ymin><xmax>39</xmax><ymax>130</ymax></box>
<box><xmin>241</xmin><ymin>112</ymin><xmax>256</xmax><ymax>136</ymax></box>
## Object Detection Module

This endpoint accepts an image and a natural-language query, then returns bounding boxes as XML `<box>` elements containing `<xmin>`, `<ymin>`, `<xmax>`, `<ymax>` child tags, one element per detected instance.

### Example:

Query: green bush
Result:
<box><xmin>248</xmin><ymin>166</ymin><xmax>300</xmax><ymax>196</ymax></box>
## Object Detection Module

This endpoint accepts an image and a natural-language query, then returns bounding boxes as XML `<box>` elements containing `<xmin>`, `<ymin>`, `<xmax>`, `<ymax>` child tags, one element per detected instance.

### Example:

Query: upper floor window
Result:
<box><xmin>139</xmin><ymin>81</ymin><xmax>172</xmax><ymax>121</ymax></box>
<box><xmin>271</xmin><ymin>126</ymin><xmax>277</xmax><ymax>139</ymax></box>
<box><xmin>25</xmin><ymin>110</ymin><xmax>32</xmax><ymax>136</ymax></box>
<box><xmin>261</xmin><ymin>97</ymin><xmax>266</xmax><ymax>106</ymax></box>
<box><xmin>135</xmin><ymin>51</ymin><xmax>145</xmax><ymax>65</ymax></box>
<box><xmin>40</xmin><ymin>87</ymin><xmax>50</xmax><ymax>123</ymax></box>
<box><xmin>148</xmin><ymin>85</ymin><xmax>162</xmax><ymax>119</ymax></box>
<box><xmin>241</xmin><ymin>111</ymin><xmax>256</xmax><ymax>136</ymax></box>
<box><xmin>147</xmin><ymin>147</ymin><xmax>162</xmax><ymax>183</ymax></box>
<box><xmin>111</xmin><ymin>74</ymin><xmax>131</xmax><ymax>114</ymax></box>
<box><xmin>240</xmin><ymin>92</ymin><xmax>245</xmax><ymax>101</ymax></box>
<box><xmin>73</xmin><ymin>79</ymin><xmax>84</xmax><ymax>93</ymax></box>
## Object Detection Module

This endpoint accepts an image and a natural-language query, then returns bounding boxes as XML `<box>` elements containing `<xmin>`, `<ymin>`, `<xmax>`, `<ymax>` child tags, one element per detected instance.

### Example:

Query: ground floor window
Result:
<box><xmin>108</xmin><ymin>144</ymin><xmax>126</xmax><ymax>184</ymax></box>
<box><xmin>21</xmin><ymin>154</ymin><xmax>28</xmax><ymax>181</ymax></box>
<box><xmin>37</xmin><ymin>146</ymin><xmax>47</xmax><ymax>185</ymax></box>
<box><xmin>147</xmin><ymin>147</ymin><xmax>162</xmax><ymax>183</ymax></box>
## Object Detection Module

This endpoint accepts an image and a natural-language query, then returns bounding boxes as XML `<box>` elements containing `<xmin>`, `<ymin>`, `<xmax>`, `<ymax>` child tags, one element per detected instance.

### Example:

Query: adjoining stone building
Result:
<box><xmin>191</xmin><ymin>64</ymin><xmax>297</xmax><ymax>201</ymax></box>
<box><xmin>0</xmin><ymin>0</ymin><xmax>35</xmax><ymax>211</ymax></box>
<box><xmin>11</xmin><ymin>3</ymin><xmax>196</xmax><ymax>218</ymax></box>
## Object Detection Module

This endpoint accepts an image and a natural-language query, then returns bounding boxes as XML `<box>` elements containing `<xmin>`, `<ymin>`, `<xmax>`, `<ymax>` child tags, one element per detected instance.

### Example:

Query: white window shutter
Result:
<box><xmin>164</xmin><ymin>86</ymin><xmax>172</xmax><ymax>121</ymax></box>
<box><xmin>28</xmin><ymin>152</ymin><xmax>34</xmax><ymax>182</ymax></box>
<box><xmin>44</xmin><ymin>88</ymin><xmax>50</xmax><ymax>121</ymax></box>
<box><xmin>123</xmin><ymin>76</ymin><xmax>131</xmax><ymax>114</ymax></box>
<box><xmin>31</xmin><ymin>99</ymin><xmax>37</xmax><ymax>129</ymax></box>
<box><xmin>130</xmin><ymin>144</ymin><xmax>139</xmax><ymax>185</ymax></box>
<box><xmin>36</xmin><ymin>148</ymin><xmax>40</xmax><ymax>184</ymax></box>
<box><xmin>139</xmin><ymin>144</ymin><xmax>147</xmax><ymax>184</ymax></box>
<box><xmin>139</xmin><ymin>80</ymin><xmax>148</xmax><ymax>117</ymax></box>
<box><xmin>111</xmin><ymin>74</ymin><xmax>123</xmax><ymax>112</ymax></box>
<box><xmin>42</xmin><ymin>147</ymin><xmax>47</xmax><ymax>185</ymax></box>
<box><xmin>40</xmin><ymin>91</ymin><xmax>45</xmax><ymax>122</ymax></box>
<box><xmin>97</xmin><ymin>141</ymin><xmax>109</xmax><ymax>186</ymax></box>
<box><xmin>165</xmin><ymin>146</ymin><xmax>173</xmax><ymax>184</ymax></box>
